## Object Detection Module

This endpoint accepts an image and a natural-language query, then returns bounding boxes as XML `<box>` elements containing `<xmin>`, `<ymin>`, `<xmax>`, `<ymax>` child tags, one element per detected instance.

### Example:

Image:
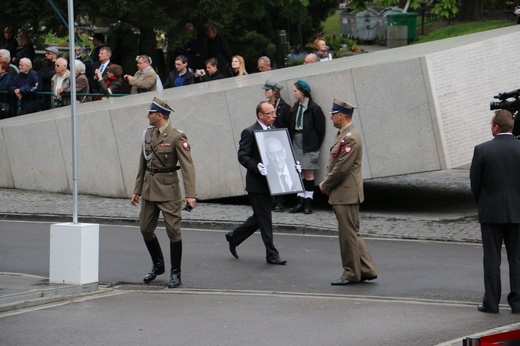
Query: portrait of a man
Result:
<box><xmin>255</xmin><ymin>129</ymin><xmax>303</xmax><ymax>195</ymax></box>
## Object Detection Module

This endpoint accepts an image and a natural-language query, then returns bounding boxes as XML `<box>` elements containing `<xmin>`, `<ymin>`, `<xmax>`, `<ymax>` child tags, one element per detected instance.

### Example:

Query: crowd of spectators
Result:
<box><xmin>0</xmin><ymin>23</ymin><xmax>334</xmax><ymax>119</ymax></box>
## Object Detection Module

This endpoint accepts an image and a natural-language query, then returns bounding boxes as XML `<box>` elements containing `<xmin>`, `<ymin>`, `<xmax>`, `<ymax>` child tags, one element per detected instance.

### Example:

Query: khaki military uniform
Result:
<box><xmin>133</xmin><ymin>125</ymin><xmax>196</xmax><ymax>242</ymax></box>
<box><xmin>321</xmin><ymin>122</ymin><xmax>377</xmax><ymax>281</ymax></box>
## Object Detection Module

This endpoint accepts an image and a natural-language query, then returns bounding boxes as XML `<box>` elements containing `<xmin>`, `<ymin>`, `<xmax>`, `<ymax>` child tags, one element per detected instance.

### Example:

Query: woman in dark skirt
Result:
<box><xmin>288</xmin><ymin>79</ymin><xmax>325</xmax><ymax>214</ymax></box>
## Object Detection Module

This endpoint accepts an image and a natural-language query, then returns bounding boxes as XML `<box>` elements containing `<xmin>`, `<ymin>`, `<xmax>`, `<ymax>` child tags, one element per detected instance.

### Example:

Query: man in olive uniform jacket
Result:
<box><xmin>131</xmin><ymin>97</ymin><xmax>196</xmax><ymax>288</ymax></box>
<box><xmin>319</xmin><ymin>98</ymin><xmax>377</xmax><ymax>285</ymax></box>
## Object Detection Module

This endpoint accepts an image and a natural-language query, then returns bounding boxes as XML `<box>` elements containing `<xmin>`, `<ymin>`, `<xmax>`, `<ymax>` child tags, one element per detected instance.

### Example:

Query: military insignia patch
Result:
<box><xmin>182</xmin><ymin>141</ymin><xmax>189</xmax><ymax>149</ymax></box>
<box><xmin>344</xmin><ymin>146</ymin><xmax>352</xmax><ymax>153</ymax></box>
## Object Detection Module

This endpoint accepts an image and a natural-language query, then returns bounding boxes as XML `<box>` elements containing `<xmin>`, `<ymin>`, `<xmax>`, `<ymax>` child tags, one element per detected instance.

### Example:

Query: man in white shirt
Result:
<box><xmin>51</xmin><ymin>57</ymin><xmax>71</xmax><ymax>107</ymax></box>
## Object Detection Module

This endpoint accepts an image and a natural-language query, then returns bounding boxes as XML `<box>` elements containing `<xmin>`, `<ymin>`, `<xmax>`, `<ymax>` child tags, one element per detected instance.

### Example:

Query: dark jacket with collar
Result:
<box><xmin>164</xmin><ymin>69</ymin><xmax>195</xmax><ymax>89</ymax></box>
<box><xmin>201</xmin><ymin>70</ymin><xmax>224</xmax><ymax>82</ymax></box>
<box><xmin>10</xmin><ymin>69</ymin><xmax>42</xmax><ymax>111</ymax></box>
<box><xmin>238</xmin><ymin>121</ymin><xmax>271</xmax><ymax>194</ymax></box>
<box><xmin>273</xmin><ymin>98</ymin><xmax>291</xmax><ymax>129</ymax></box>
<box><xmin>470</xmin><ymin>134</ymin><xmax>520</xmax><ymax>223</ymax></box>
<box><xmin>289</xmin><ymin>97</ymin><xmax>326</xmax><ymax>152</ymax></box>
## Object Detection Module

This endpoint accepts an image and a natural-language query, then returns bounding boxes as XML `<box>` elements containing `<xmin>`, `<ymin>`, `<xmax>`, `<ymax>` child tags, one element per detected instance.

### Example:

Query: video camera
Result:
<box><xmin>490</xmin><ymin>89</ymin><xmax>520</xmax><ymax>137</ymax></box>
<box><xmin>490</xmin><ymin>89</ymin><xmax>520</xmax><ymax>113</ymax></box>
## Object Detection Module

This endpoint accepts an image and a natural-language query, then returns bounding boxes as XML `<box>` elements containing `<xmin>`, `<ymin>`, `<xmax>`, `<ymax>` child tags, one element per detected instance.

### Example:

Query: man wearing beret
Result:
<box><xmin>131</xmin><ymin>97</ymin><xmax>197</xmax><ymax>288</ymax></box>
<box><xmin>319</xmin><ymin>98</ymin><xmax>377</xmax><ymax>285</ymax></box>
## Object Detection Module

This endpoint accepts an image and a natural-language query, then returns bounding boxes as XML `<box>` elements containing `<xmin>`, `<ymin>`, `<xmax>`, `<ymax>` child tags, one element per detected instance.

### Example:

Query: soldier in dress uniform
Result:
<box><xmin>131</xmin><ymin>97</ymin><xmax>197</xmax><ymax>288</ymax></box>
<box><xmin>319</xmin><ymin>98</ymin><xmax>377</xmax><ymax>285</ymax></box>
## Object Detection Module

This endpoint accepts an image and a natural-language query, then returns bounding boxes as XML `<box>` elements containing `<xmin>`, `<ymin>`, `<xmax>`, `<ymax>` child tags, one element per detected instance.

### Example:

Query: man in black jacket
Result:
<box><xmin>39</xmin><ymin>46</ymin><xmax>60</xmax><ymax>110</ymax></box>
<box><xmin>470</xmin><ymin>109</ymin><xmax>520</xmax><ymax>314</ymax></box>
<box><xmin>225</xmin><ymin>101</ymin><xmax>287</xmax><ymax>265</ymax></box>
<box><xmin>194</xmin><ymin>58</ymin><xmax>223</xmax><ymax>82</ymax></box>
<box><xmin>206</xmin><ymin>24</ymin><xmax>232</xmax><ymax>77</ymax></box>
<box><xmin>164</xmin><ymin>55</ymin><xmax>195</xmax><ymax>89</ymax></box>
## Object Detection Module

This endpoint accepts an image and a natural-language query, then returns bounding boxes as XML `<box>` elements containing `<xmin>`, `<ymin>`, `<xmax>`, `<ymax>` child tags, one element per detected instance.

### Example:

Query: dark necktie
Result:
<box><xmin>296</xmin><ymin>104</ymin><xmax>303</xmax><ymax>128</ymax></box>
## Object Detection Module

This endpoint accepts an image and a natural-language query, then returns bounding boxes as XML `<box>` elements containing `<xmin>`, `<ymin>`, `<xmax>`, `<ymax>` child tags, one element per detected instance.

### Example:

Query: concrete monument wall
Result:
<box><xmin>1</xmin><ymin>26</ymin><xmax>519</xmax><ymax>199</ymax></box>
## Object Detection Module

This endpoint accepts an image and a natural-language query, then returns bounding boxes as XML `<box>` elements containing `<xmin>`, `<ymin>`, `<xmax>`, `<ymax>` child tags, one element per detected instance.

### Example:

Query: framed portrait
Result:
<box><xmin>254</xmin><ymin>129</ymin><xmax>304</xmax><ymax>196</ymax></box>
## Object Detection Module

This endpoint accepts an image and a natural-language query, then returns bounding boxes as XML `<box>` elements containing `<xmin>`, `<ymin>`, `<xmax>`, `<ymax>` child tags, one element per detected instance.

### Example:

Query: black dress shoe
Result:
<box><xmin>361</xmin><ymin>275</ymin><xmax>378</xmax><ymax>282</ymax></box>
<box><xmin>331</xmin><ymin>277</ymin><xmax>359</xmax><ymax>285</ymax></box>
<box><xmin>266</xmin><ymin>257</ymin><xmax>287</xmax><ymax>265</ymax></box>
<box><xmin>168</xmin><ymin>269</ymin><xmax>182</xmax><ymax>288</ymax></box>
<box><xmin>225</xmin><ymin>233</ymin><xmax>238</xmax><ymax>259</ymax></box>
<box><xmin>273</xmin><ymin>205</ymin><xmax>285</xmax><ymax>212</ymax></box>
<box><xmin>289</xmin><ymin>197</ymin><xmax>305</xmax><ymax>213</ymax></box>
<box><xmin>143</xmin><ymin>260</ymin><xmax>165</xmax><ymax>283</ymax></box>
<box><xmin>477</xmin><ymin>304</ymin><xmax>498</xmax><ymax>314</ymax></box>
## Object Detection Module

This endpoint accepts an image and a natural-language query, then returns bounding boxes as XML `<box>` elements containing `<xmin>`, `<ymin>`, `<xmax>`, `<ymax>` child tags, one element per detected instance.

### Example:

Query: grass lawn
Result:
<box><xmin>322</xmin><ymin>9</ymin><xmax>516</xmax><ymax>44</ymax></box>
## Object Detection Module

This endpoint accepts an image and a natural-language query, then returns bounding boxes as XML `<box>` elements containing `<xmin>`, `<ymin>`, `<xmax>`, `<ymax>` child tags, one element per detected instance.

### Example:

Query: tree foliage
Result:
<box><xmin>0</xmin><ymin>0</ymin><xmax>337</xmax><ymax>72</ymax></box>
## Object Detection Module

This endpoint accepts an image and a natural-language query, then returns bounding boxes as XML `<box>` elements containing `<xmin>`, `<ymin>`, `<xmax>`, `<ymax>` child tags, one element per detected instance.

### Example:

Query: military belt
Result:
<box><xmin>146</xmin><ymin>166</ymin><xmax>181</xmax><ymax>175</ymax></box>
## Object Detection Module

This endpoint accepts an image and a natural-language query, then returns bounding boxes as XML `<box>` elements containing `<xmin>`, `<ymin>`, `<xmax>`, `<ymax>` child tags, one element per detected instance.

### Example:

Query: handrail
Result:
<box><xmin>0</xmin><ymin>90</ymin><xmax>130</xmax><ymax>117</ymax></box>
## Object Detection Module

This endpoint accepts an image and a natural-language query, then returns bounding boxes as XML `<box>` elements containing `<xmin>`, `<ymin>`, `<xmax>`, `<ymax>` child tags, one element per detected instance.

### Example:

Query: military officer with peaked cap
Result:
<box><xmin>131</xmin><ymin>96</ymin><xmax>197</xmax><ymax>288</ymax></box>
<box><xmin>319</xmin><ymin>98</ymin><xmax>377</xmax><ymax>285</ymax></box>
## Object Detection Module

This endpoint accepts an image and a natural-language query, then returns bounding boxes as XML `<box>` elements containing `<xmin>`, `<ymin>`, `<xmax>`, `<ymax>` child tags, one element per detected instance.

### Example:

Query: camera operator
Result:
<box><xmin>490</xmin><ymin>89</ymin><xmax>520</xmax><ymax>138</ymax></box>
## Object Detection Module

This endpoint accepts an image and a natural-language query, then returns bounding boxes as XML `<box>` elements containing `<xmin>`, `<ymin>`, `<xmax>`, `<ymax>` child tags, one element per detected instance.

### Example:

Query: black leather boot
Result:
<box><xmin>303</xmin><ymin>198</ymin><xmax>313</xmax><ymax>214</ymax></box>
<box><xmin>168</xmin><ymin>240</ymin><xmax>182</xmax><ymax>288</ymax></box>
<box><xmin>289</xmin><ymin>196</ymin><xmax>305</xmax><ymax>213</ymax></box>
<box><xmin>143</xmin><ymin>238</ymin><xmax>165</xmax><ymax>283</ymax></box>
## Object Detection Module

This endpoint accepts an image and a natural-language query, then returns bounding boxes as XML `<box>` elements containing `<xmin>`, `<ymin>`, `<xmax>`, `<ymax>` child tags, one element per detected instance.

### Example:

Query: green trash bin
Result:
<box><xmin>387</xmin><ymin>12</ymin><xmax>417</xmax><ymax>40</ymax></box>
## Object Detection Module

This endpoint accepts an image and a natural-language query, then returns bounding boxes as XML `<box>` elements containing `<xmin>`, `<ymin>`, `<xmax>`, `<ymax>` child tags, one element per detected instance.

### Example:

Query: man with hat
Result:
<box><xmin>319</xmin><ymin>98</ymin><xmax>377</xmax><ymax>285</ymax></box>
<box><xmin>39</xmin><ymin>46</ymin><xmax>60</xmax><ymax>110</ymax></box>
<box><xmin>263</xmin><ymin>79</ymin><xmax>291</xmax><ymax>212</ymax></box>
<box><xmin>131</xmin><ymin>97</ymin><xmax>197</xmax><ymax>288</ymax></box>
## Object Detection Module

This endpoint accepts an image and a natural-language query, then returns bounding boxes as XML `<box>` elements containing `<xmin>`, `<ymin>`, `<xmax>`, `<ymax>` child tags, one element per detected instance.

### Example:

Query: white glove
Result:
<box><xmin>295</xmin><ymin>161</ymin><xmax>302</xmax><ymax>174</ymax></box>
<box><xmin>257</xmin><ymin>163</ymin><xmax>267</xmax><ymax>176</ymax></box>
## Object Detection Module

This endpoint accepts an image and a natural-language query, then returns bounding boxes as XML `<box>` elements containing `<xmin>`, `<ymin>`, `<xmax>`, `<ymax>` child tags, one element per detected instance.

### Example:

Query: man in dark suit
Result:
<box><xmin>90</xmin><ymin>47</ymin><xmax>112</xmax><ymax>93</ymax></box>
<box><xmin>470</xmin><ymin>109</ymin><xmax>520</xmax><ymax>314</ymax></box>
<box><xmin>224</xmin><ymin>101</ymin><xmax>287</xmax><ymax>265</ymax></box>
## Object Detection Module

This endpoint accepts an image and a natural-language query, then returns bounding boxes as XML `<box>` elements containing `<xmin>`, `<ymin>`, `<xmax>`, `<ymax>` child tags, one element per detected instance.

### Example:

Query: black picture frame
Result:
<box><xmin>254</xmin><ymin>128</ymin><xmax>304</xmax><ymax>196</ymax></box>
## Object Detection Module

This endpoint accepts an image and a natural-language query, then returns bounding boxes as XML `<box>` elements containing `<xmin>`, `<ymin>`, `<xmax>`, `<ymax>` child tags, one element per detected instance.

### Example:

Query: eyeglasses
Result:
<box><xmin>262</xmin><ymin>111</ymin><xmax>275</xmax><ymax>115</ymax></box>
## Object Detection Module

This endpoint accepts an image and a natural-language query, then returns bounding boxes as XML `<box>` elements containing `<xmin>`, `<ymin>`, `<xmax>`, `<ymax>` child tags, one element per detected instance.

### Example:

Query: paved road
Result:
<box><xmin>1</xmin><ymin>220</ymin><xmax>519</xmax><ymax>345</ymax></box>
<box><xmin>2</xmin><ymin>169</ymin><xmax>519</xmax><ymax>345</ymax></box>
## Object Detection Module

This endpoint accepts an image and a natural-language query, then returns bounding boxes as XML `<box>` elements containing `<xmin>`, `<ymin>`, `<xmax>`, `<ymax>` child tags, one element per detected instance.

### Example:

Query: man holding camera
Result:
<box><xmin>131</xmin><ymin>97</ymin><xmax>197</xmax><ymax>288</ymax></box>
<box><xmin>195</xmin><ymin>58</ymin><xmax>224</xmax><ymax>82</ymax></box>
<box><xmin>470</xmin><ymin>109</ymin><xmax>520</xmax><ymax>314</ymax></box>
<box><xmin>124</xmin><ymin>55</ymin><xmax>157</xmax><ymax>94</ymax></box>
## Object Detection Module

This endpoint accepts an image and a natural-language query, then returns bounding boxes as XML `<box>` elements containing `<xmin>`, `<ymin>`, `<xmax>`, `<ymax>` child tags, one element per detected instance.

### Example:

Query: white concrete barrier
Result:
<box><xmin>1</xmin><ymin>26</ymin><xmax>519</xmax><ymax>199</ymax></box>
